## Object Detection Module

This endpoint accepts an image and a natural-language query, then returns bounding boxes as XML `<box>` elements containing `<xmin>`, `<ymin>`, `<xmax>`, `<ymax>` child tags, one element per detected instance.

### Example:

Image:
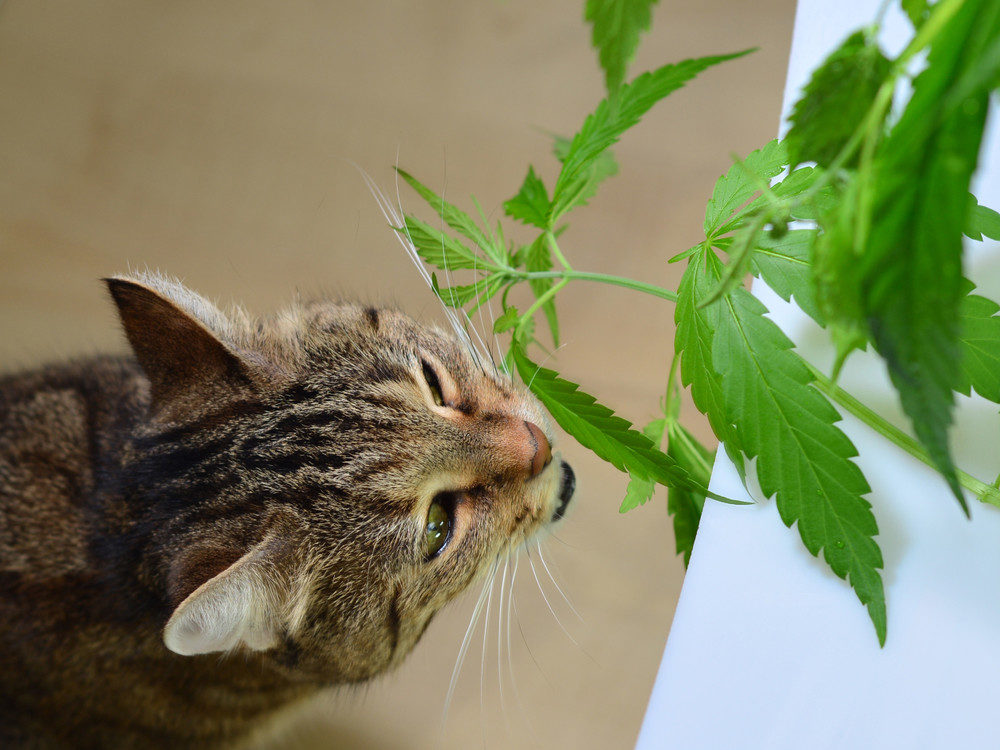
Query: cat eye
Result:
<box><xmin>421</xmin><ymin>359</ymin><xmax>446</xmax><ymax>407</ymax></box>
<box><xmin>424</xmin><ymin>495</ymin><xmax>453</xmax><ymax>559</ymax></box>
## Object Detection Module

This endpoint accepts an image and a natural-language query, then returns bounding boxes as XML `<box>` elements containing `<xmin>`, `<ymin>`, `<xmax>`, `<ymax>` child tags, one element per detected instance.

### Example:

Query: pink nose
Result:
<box><xmin>525</xmin><ymin>421</ymin><xmax>551</xmax><ymax>478</ymax></box>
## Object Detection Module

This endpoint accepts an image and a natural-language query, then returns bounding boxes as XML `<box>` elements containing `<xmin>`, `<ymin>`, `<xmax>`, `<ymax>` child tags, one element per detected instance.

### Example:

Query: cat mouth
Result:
<box><xmin>551</xmin><ymin>461</ymin><xmax>575</xmax><ymax>522</ymax></box>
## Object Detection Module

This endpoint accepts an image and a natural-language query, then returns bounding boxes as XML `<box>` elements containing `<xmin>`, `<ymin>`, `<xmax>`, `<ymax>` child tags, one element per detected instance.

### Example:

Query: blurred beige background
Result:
<box><xmin>0</xmin><ymin>1</ymin><xmax>794</xmax><ymax>747</ymax></box>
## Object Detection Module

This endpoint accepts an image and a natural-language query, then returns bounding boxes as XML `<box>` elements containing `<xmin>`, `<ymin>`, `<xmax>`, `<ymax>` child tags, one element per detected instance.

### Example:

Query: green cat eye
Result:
<box><xmin>424</xmin><ymin>498</ymin><xmax>452</xmax><ymax>559</ymax></box>
<box><xmin>421</xmin><ymin>359</ymin><xmax>446</xmax><ymax>407</ymax></box>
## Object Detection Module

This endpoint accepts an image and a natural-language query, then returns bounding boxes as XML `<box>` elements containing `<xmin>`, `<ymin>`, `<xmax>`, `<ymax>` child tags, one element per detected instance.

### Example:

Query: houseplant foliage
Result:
<box><xmin>390</xmin><ymin>0</ymin><xmax>1000</xmax><ymax>645</ymax></box>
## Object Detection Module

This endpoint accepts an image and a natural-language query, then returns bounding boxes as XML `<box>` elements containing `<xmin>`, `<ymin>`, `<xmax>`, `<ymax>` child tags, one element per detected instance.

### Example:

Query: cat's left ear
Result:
<box><xmin>105</xmin><ymin>275</ymin><xmax>258</xmax><ymax>421</ymax></box>
<box><xmin>163</xmin><ymin>528</ymin><xmax>298</xmax><ymax>657</ymax></box>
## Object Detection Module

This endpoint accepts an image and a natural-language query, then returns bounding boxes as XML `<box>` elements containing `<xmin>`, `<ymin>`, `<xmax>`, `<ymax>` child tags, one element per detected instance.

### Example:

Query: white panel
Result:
<box><xmin>637</xmin><ymin>2</ymin><xmax>1000</xmax><ymax>748</ymax></box>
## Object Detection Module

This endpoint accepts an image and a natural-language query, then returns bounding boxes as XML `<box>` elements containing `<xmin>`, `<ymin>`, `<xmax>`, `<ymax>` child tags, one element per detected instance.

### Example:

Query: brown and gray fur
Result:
<box><xmin>0</xmin><ymin>273</ymin><xmax>574</xmax><ymax>748</ymax></box>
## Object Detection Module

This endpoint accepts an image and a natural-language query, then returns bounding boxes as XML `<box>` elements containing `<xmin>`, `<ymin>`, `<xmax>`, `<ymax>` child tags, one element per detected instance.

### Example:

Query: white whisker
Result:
<box><xmin>526</xmin><ymin>343</ymin><xmax>568</xmax><ymax>389</ymax></box>
<box><xmin>480</xmin><ymin>560</ymin><xmax>499</xmax><ymax>746</ymax></box>
<box><xmin>357</xmin><ymin>161</ymin><xmax>477</xmax><ymax>361</ymax></box>
<box><xmin>509</xmin><ymin>565</ymin><xmax>553</xmax><ymax>689</ymax></box>
<box><xmin>496</xmin><ymin>556</ymin><xmax>510</xmax><ymax>733</ymax></box>
<box><xmin>525</xmin><ymin>544</ymin><xmax>577</xmax><ymax>646</ymax></box>
<box><xmin>536</xmin><ymin>540</ymin><xmax>583</xmax><ymax>623</ymax></box>
<box><xmin>442</xmin><ymin>563</ymin><xmax>495</xmax><ymax>730</ymax></box>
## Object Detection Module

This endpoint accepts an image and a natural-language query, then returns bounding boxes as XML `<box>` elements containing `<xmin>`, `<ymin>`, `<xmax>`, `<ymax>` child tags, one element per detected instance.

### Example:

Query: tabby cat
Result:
<box><xmin>0</xmin><ymin>273</ymin><xmax>575</xmax><ymax>748</ymax></box>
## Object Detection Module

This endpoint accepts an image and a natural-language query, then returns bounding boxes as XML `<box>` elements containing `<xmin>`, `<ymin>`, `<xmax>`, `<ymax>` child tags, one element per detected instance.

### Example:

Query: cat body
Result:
<box><xmin>0</xmin><ymin>275</ymin><xmax>574</xmax><ymax>747</ymax></box>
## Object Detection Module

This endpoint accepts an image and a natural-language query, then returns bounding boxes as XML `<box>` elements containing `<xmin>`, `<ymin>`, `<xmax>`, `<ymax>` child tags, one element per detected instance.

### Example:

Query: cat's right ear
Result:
<box><xmin>105</xmin><ymin>276</ymin><xmax>255</xmax><ymax>421</ymax></box>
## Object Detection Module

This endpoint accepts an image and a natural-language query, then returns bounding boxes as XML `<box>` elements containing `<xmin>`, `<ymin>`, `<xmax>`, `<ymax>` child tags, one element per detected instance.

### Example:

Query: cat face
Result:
<box><xmin>108</xmin><ymin>274</ymin><xmax>574</xmax><ymax>683</ymax></box>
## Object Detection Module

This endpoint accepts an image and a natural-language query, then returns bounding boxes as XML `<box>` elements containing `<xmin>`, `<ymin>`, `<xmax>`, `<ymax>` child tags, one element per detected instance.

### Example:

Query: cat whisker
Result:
<box><xmin>525</xmin><ymin>343</ymin><xmax>568</xmax><ymax>390</ymax></box>
<box><xmin>358</xmin><ymin>163</ymin><xmax>477</xmax><ymax>364</ymax></box>
<box><xmin>425</xmin><ymin>164</ymin><xmax>497</xmax><ymax>379</ymax></box>
<box><xmin>525</xmin><ymin>544</ymin><xmax>577</xmax><ymax>646</ymax></box>
<box><xmin>472</xmin><ymin>251</ymin><xmax>502</xmax><ymax>379</ymax></box>
<box><xmin>441</xmin><ymin>561</ymin><xmax>496</xmax><ymax>730</ymax></box>
<box><xmin>504</xmin><ymin>552</ymin><xmax>541</xmax><ymax>743</ymax></box>
<box><xmin>479</xmin><ymin>558</ymin><xmax>500</xmax><ymax>747</ymax></box>
<box><xmin>496</xmin><ymin>556</ymin><xmax>511</xmax><ymax>735</ymax></box>
<box><xmin>535</xmin><ymin>540</ymin><xmax>583</xmax><ymax>624</ymax></box>
<box><xmin>510</xmin><ymin>555</ymin><xmax>553</xmax><ymax>689</ymax></box>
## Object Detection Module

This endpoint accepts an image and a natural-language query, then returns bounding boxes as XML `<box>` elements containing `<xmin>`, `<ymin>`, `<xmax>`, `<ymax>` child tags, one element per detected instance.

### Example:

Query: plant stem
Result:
<box><xmin>517</xmin><ymin>270</ymin><xmax>678</xmax><ymax>301</ymax></box>
<box><xmin>804</xmin><ymin>360</ymin><xmax>1000</xmax><ymax>508</ymax></box>
<box><xmin>516</xmin><ymin>278</ymin><xmax>569</xmax><ymax>337</ymax></box>
<box><xmin>545</xmin><ymin>231</ymin><xmax>574</xmax><ymax>271</ymax></box>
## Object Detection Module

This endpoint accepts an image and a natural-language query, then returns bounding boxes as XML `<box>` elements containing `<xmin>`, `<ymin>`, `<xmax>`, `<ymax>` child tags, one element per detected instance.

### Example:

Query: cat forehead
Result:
<box><xmin>296</xmin><ymin>302</ymin><xmax>477</xmax><ymax>368</ymax></box>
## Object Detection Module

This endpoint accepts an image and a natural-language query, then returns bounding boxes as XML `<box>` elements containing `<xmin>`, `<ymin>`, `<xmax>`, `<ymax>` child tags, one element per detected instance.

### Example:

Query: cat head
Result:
<box><xmin>107</xmin><ymin>273</ymin><xmax>575</xmax><ymax>681</ymax></box>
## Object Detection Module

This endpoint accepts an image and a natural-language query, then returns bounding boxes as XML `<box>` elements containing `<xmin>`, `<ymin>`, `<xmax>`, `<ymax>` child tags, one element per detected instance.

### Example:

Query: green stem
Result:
<box><xmin>545</xmin><ymin>231</ymin><xmax>574</xmax><ymax>271</ymax></box>
<box><xmin>805</xmin><ymin>361</ymin><xmax>1000</xmax><ymax>508</ymax></box>
<box><xmin>516</xmin><ymin>270</ymin><xmax>678</xmax><ymax>302</ymax></box>
<box><xmin>516</xmin><ymin>278</ymin><xmax>569</xmax><ymax>337</ymax></box>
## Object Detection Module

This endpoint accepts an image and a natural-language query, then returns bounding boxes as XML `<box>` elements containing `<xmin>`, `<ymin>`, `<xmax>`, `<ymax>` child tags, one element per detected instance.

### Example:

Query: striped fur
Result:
<box><xmin>0</xmin><ymin>273</ymin><xmax>573</xmax><ymax>748</ymax></box>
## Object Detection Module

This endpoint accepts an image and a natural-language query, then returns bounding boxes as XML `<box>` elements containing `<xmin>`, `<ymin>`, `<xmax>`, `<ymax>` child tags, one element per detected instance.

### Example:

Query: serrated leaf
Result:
<box><xmin>685</xmin><ymin>249</ymin><xmax>886</xmax><ymax>644</ymax></box>
<box><xmin>396</xmin><ymin>168</ymin><xmax>504</xmax><ymax>263</ymax></box>
<box><xmin>621</xmin><ymin>473</ymin><xmax>655</xmax><ymax>513</ymax></box>
<box><xmin>784</xmin><ymin>31</ymin><xmax>892</xmax><ymax>169</ymax></box>
<box><xmin>749</xmin><ymin>229</ymin><xmax>823</xmax><ymax>324</ymax></box>
<box><xmin>665</xmin><ymin>421</ymin><xmax>713</xmax><ymax>567</ymax></box>
<box><xmin>511</xmin><ymin>342</ymin><xmax>735</xmax><ymax>502</ymax></box>
<box><xmin>493</xmin><ymin>306</ymin><xmax>519</xmax><ymax>334</ymax></box>
<box><xmin>964</xmin><ymin>194</ymin><xmax>1000</xmax><ymax>241</ymax></box>
<box><xmin>431</xmin><ymin>273</ymin><xmax>504</xmax><ymax>310</ymax></box>
<box><xmin>620</xmin><ymin>418</ymin><xmax>667</xmax><ymax>514</ymax></box>
<box><xmin>956</xmin><ymin>284</ymin><xmax>1000</xmax><ymax>404</ymax></box>
<box><xmin>401</xmin><ymin>216</ymin><xmax>483</xmax><ymax>271</ymax></box>
<box><xmin>771</xmin><ymin>164</ymin><xmax>839</xmax><ymax>221</ymax></box>
<box><xmin>504</xmin><ymin>166</ymin><xmax>551</xmax><ymax>229</ymax></box>
<box><xmin>860</xmin><ymin>0</ymin><xmax>1000</xmax><ymax>513</ymax></box>
<box><xmin>551</xmin><ymin>134</ymin><xmax>619</xmax><ymax>212</ymax></box>
<box><xmin>676</xmin><ymin>253</ymin><xmax>746</xmax><ymax>479</ymax></box>
<box><xmin>551</xmin><ymin>49</ymin><xmax>752</xmax><ymax>223</ymax></box>
<box><xmin>585</xmin><ymin>0</ymin><xmax>661</xmax><ymax>97</ymax></box>
<box><xmin>703</xmin><ymin>139</ymin><xmax>787</xmax><ymax>237</ymax></box>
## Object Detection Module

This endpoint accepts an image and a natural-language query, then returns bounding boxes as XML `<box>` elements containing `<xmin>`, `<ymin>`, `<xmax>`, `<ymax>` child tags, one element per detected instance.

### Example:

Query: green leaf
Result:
<box><xmin>956</xmin><ymin>283</ymin><xmax>1000</xmax><ymax>404</ymax></box>
<box><xmin>511</xmin><ymin>342</ymin><xmax>735</xmax><ymax>502</ymax></box>
<box><xmin>585</xmin><ymin>0</ymin><xmax>661</xmax><ymax>97</ymax></box>
<box><xmin>550</xmin><ymin>134</ymin><xmax>620</xmax><ymax>212</ymax></box>
<box><xmin>772</xmin><ymin>165</ymin><xmax>840</xmax><ymax>221</ymax></box>
<box><xmin>551</xmin><ymin>49</ymin><xmax>753</xmax><ymax>223</ymax></box>
<box><xmin>860</xmin><ymin>0</ymin><xmax>1000</xmax><ymax>514</ymax></box>
<box><xmin>396</xmin><ymin>168</ymin><xmax>504</xmax><ymax>264</ymax></box>
<box><xmin>620</xmin><ymin>418</ymin><xmax>667</xmax><ymax>513</ymax></box>
<box><xmin>493</xmin><ymin>306</ymin><xmax>519</xmax><ymax>334</ymax></box>
<box><xmin>811</xmin><ymin>178</ymin><xmax>869</xmax><ymax>375</ymax></box>
<box><xmin>784</xmin><ymin>30</ymin><xmax>892</xmax><ymax>169</ymax></box>
<box><xmin>700</xmin><ymin>211</ymin><xmax>769</xmax><ymax>308</ymax></box>
<box><xmin>964</xmin><ymin>195</ymin><xmax>1000</xmax><ymax>241</ymax></box>
<box><xmin>684</xmin><ymin>249</ymin><xmax>886</xmax><ymax>644</ymax></box>
<box><xmin>703</xmin><ymin>139</ymin><xmax>787</xmax><ymax>237</ymax></box>
<box><xmin>504</xmin><ymin>166</ymin><xmax>551</xmax><ymax>229</ymax></box>
<box><xmin>665</xmin><ymin>421</ymin><xmax>713</xmax><ymax>567</ymax></box>
<box><xmin>902</xmin><ymin>0</ymin><xmax>931</xmax><ymax>30</ymax></box>
<box><xmin>400</xmin><ymin>216</ymin><xmax>484</xmax><ymax>271</ymax></box>
<box><xmin>748</xmin><ymin>229</ymin><xmax>824</xmax><ymax>324</ymax></box>
<box><xmin>675</xmin><ymin>253</ymin><xmax>746</xmax><ymax>479</ymax></box>
<box><xmin>431</xmin><ymin>273</ymin><xmax>504</xmax><ymax>309</ymax></box>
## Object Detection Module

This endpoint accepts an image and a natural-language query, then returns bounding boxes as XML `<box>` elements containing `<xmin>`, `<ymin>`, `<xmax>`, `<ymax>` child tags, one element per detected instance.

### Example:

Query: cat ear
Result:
<box><xmin>163</xmin><ymin>535</ymin><xmax>292</xmax><ymax>657</ymax></box>
<box><xmin>105</xmin><ymin>275</ymin><xmax>254</xmax><ymax>420</ymax></box>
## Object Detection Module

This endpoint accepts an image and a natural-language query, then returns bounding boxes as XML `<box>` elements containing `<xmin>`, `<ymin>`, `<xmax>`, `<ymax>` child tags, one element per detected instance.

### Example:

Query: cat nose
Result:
<box><xmin>525</xmin><ymin>421</ymin><xmax>551</xmax><ymax>479</ymax></box>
